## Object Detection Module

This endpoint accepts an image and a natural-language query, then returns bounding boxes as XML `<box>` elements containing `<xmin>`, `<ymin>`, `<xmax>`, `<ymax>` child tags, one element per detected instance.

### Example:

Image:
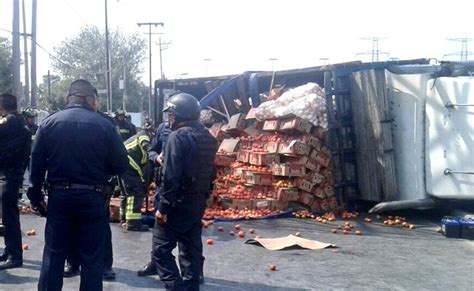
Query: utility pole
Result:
<box><xmin>31</xmin><ymin>0</ymin><xmax>37</xmax><ymax>107</ymax></box>
<box><xmin>12</xmin><ymin>0</ymin><xmax>22</xmax><ymax>101</ymax></box>
<box><xmin>444</xmin><ymin>38</ymin><xmax>473</xmax><ymax>61</ymax></box>
<box><xmin>137</xmin><ymin>22</ymin><xmax>164</xmax><ymax>118</ymax></box>
<box><xmin>105</xmin><ymin>0</ymin><xmax>112</xmax><ymax>113</ymax></box>
<box><xmin>158</xmin><ymin>36</ymin><xmax>171</xmax><ymax>79</ymax></box>
<box><xmin>21</xmin><ymin>0</ymin><xmax>30</xmax><ymax>106</ymax></box>
<box><xmin>47</xmin><ymin>70</ymin><xmax>51</xmax><ymax>100</ymax></box>
<box><xmin>357</xmin><ymin>37</ymin><xmax>389</xmax><ymax>62</ymax></box>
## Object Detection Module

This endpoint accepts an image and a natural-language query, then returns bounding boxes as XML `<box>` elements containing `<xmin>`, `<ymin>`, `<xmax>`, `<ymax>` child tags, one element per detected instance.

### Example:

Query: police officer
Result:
<box><xmin>27</xmin><ymin>79</ymin><xmax>128</xmax><ymax>290</ymax></box>
<box><xmin>120</xmin><ymin>131</ymin><xmax>152</xmax><ymax>231</ymax></box>
<box><xmin>0</xmin><ymin>93</ymin><xmax>31</xmax><ymax>270</ymax></box>
<box><xmin>141</xmin><ymin>93</ymin><xmax>217</xmax><ymax>290</ymax></box>
<box><xmin>63</xmin><ymin>109</ymin><xmax>120</xmax><ymax>280</ymax></box>
<box><xmin>22</xmin><ymin>107</ymin><xmax>39</xmax><ymax>137</ymax></box>
<box><xmin>115</xmin><ymin>108</ymin><xmax>134</xmax><ymax>141</ymax></box>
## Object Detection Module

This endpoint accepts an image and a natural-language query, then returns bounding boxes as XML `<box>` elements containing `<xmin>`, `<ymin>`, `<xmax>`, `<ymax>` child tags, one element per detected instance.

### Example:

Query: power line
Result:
<box><xmin>444</xmin><ymin>38</ymin><xmax>473</xmax><ymax>61</ymax></box>
<box><xmin>356</xmin><ymin>37</ymin><xmax>389</xmax><ymax>62</ymax></box>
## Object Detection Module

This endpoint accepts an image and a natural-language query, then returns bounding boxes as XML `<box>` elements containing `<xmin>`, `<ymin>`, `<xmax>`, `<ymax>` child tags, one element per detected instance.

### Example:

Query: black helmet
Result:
<box><xmin>23</xmin><ymin>107</ymin><xmax>38</xmax><ymax>118</ymax></box>
<box><xmin>163</xmin><ymin>93</ymin><xmax>201</xmax><ymax>121</ymax></box>
<box><xmin>115</xmin><ymin>108</ymin><xmax>126</xmax><ymax>117</ymax></box>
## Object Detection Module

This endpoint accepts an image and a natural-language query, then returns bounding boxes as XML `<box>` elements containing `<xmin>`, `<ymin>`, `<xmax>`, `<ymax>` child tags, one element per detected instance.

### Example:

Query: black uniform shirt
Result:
<box><xmin>29</xmin><ymin>104</ymin><xmax>128</xmax><ymax>203</ymax></box>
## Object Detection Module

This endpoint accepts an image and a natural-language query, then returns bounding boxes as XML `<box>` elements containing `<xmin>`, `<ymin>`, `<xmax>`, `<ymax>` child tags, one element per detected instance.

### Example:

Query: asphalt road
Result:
<box><xmin>1</xmin><ymin>210</ymin><xmax>473</xmax><ymax>290</ymax></box>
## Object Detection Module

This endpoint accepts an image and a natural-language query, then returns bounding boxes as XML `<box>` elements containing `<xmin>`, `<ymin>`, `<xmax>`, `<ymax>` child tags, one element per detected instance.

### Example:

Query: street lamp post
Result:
<box><xmin>268</xmin><ymin>58</ymin><xmax>278</xmax><ymax>94</ymax></box>
<box><xmin>203</xmin><ymin>58</ymin><xmax>212</xmax><ymax>76</ymax></box>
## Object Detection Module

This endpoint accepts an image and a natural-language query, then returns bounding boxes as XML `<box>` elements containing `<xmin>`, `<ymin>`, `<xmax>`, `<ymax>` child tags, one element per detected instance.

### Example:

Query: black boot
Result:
<box><xmin>126</xmin><ymin>221</ymin><xmax>149</xmax><ymax>232</ymax></box>
<box><xmin>0</xmin><ymin>253</ymin><xmax>8</xmax><ymax>262</ymax></box>
<box><xmin>63</xmin><ymin>263</ymin><xmax>80</xmax><ymax>278</ymax></box>
<box><xmin>0</xmin><ymin>256</ymin><xmax>22</xmax><ymax>270</ymax></box>
<box><xmin>103</xmin><ymin>267</ymin><xmax>116</xmax><ymax>280</ymax></box>
<box><xmin>137</xmin><ymin>261</ymin><xmax>158</xmax><ymax>277</ymax></box>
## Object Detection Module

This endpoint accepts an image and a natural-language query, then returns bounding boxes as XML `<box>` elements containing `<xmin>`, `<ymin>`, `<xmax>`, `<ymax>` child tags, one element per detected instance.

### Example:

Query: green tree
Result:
<box><xmin>0</xmin><ymin>37</ymin><xmax>13</xmax><ymax>94</ymax></box>
<box><xmin>44</xmin><ymin>26</ymin><xmax>148</xmax><ymax>113</ymax></box>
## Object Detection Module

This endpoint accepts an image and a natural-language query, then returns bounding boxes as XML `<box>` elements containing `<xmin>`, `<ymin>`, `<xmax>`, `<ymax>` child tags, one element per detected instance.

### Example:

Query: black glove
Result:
<box><xmin>32</xmin><ymin>202</ymin><xmax>47</xmax><ymax>217</ymax></box>
<box><xmin>26</xmin><ymin>187</ymin><xmax>47</xmax><ymax>217</ymax></box>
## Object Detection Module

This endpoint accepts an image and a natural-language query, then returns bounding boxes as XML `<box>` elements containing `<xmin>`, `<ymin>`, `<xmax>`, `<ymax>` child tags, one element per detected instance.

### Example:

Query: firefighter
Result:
<box><xmin>138</xmin><ymin>93</ymin><xmax>217</xmax><ymax>290</ymax></box>
<box><xmin>125</xmin><ymin>113</ymin><xmax>137</xmax><ymax>136</ymax></box>
<box><xmin>27</xmin><ymin>79</ymin><xmax>128</xmax><ymax>290</ymax></box>
<box><xmin>114</xmin><ymin>108</ymin><xmax>134</xmax><ymax>141</ymax></box>
<box><xmin>22</xmin><ymin>107</ymin><xmax>39</xmax><ymax>137</ymax></box>
<box><xmin>120</xmin><ymin>131</ymin><xmax>152</xmax><ymax>231</ymax></box>
<box><xmin>0</xmin><ymin>93</ymin><xmax>31</xmax><ymax>270</ymax></box>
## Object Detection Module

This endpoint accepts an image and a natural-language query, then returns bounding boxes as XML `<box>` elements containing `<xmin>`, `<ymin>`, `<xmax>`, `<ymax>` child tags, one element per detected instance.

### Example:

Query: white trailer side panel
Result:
<box><xmin>426</xmin><ymin>77</ymin><xmax>474</xmax><ymax>199</ymax></box>
<box><xmin>386</xmin><ymin>72</ymin><xmax>430</xmax><ymax>201</ymax></box>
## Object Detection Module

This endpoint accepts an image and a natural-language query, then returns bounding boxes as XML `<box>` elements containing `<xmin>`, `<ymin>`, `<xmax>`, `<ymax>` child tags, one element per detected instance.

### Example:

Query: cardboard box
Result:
<box><xmin>272</xmin><ymin>164</ymin><xmax>306</xmax><ymax>177</ymax></box>
<box><xmin>215</xmin><ymin>154</ymin><xmax>236</xmax><ymax>167</ymax></box>
<box><xmin>309</xmin><ymin>172</ymin><xmax>325</xmax><ymax>185</ymax></box>
<box><xmin>272</xmin><ymin>200</ymin><xmax>289</xmax><ymax>211</ymax></box>
<box><xmin>236</xmin><ymin>150</ymin><xmax>251</xmax><ymax>163</ymax></box>
<box><xmin>232</xmin><ymin>167</ymin><xmax>246</xmax><ymax>179</ymax></box>
<box><xmin>218</xmin><ymin>138</ymin><xmax>241</xmax><ymax>153</ymax></box>
<box><xmin>278</xmin><ymin>140</ymin><xmax>309</xmax><ymax>155</ymax></box>
<box><xmin>244</xmin><ymin>172</ymin><xmax>273</xmax><ymax>185</ymax></box>
<box><xmin>315</xmin><ymin>152</ymin><xmax>331</xmax><ymax>168</ymax></box>
<box><xmin>323</xmin><ymin>183</ymin><xmax>335</xmax><ymax>197</ymax></box>
<box><xmin>251</xmin><ymin>199</ymin><xmax>273</xmax><ymax>210</ymax></box>
<box><xmin>309</xmin><ymin>149</ymin><xmax>318</xmax><ymax>159</ymax></box>
<box><xmin>320</xmin><ymin>145</ymin><xmax>331</xmax><ymax>156</ymax></box>
<box><xmin>279</xmin><ymin>117</ymin><xmax>312</xmax><ymax>134</ymax></box>
<box><xmin>310</xmin><ymin>200</ymin><xmax>321</xmax><ymax>212</ymax></box>
<box><xmin>328</xmin><ymin>196</ymin><xmax>339</xmax><ymax>211</ymax></box>
<box><xmin>300</xmin><ymin>157</ymin><xmax>320</xmax><ymax>172</ymax></box>
<box><xmin>245</xmin><ymin>108</ymin><xmax>258</xmax><ymax>120</ymax></box>
<box><xmin>262</xmin><ymin>119</ymin><xmax>281</xmax><ymax>131</ymax></box>
<box><xmin>264</xmin><ymin>141</ymin><xmax>279</xmax><ymax>153</ymax></box>
<box><xmin>223</xmin><ymin>198</ymin><xmax>252</xmax><ymax>210</ymax></box>
<box><xmin>299</xmin><ymin>135</ymin><xmax>321</xmax><ymax>149</ymax></box>
<box><xmin>295</xmin><ymin>178</ymin><xmax>314</xmax><ymax>193</ymax></box>
<box><xmin>312</xmin><ymin>186</ymin><xmax>326</xmax><ymax>199</ymax></box>
<box><xmin>298</xmin><ymin>191</ymin><xmax>316</xmax><ymax>206</ymax></box>
<box><xmin>243</xmin><ymin>122</ymin><xmax>262</xmax><ymax>136</ymax></box>
<box><xmin>227</xmin><ymin>113</ymin><xmax>247</xmax><ymax>132</ymax></box>
<box><xmin>313</xmin><ymin>126</ymin><xmax>327</xmax><ymax>140</ymax></box>
<box><xmin>319</xmin><ymin>199</ymin><xmax>330</xmax><ymax>212</ymax></box>
<box><xmin>276</xmin><ymin>187</ymin><xmax>299</xmax><ymax>201</ymax></box>
<box><xmin>249</xmin><ymin>152</ymin><xmax>280</xmax><ymax>166</ymax></box>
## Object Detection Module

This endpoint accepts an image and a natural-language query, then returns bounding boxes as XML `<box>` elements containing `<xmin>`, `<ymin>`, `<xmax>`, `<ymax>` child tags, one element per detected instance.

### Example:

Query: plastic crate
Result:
<box><xmin>441</xmin><ymin>216</ymin><xmax>461</xmax><ymax>238</ymax></box>
<box><xmin>459</xmin><ymin>218</ymin><xmax>474</xmax><ymax>240</ymax></box>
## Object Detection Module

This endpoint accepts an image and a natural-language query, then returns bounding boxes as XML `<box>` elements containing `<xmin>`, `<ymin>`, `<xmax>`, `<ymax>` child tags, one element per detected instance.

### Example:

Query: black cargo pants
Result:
<box><xmin>0</xmin><ymin>174</ymin><xmax>23</xmax><ymax>262</ymax></box>
<box><xmin>152</xmin><ymin>196</ymin><xmax>205</xmax><ymax>291</ymax></box>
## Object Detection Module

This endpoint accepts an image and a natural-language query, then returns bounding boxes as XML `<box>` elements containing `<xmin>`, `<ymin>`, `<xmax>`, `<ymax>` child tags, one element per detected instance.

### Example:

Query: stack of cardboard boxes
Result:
<box><xmin>212</xmin><ymin>110</ymin><xmax>338</xmax><ymax>213</ymax></box>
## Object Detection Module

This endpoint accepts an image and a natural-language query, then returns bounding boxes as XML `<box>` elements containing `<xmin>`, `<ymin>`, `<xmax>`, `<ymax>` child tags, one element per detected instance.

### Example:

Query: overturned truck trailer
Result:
<box><xmin>157</xmin><ymin>60</ymin><xmax>474</xmax><ymax>212</ymax></box>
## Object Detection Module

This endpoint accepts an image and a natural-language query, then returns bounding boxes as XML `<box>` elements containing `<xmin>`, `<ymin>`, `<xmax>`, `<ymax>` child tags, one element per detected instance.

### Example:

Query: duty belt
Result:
<box><xmin>47</xmin><ymin>182</ymin><xmax>107</xmax><ymax>193</ymax></box>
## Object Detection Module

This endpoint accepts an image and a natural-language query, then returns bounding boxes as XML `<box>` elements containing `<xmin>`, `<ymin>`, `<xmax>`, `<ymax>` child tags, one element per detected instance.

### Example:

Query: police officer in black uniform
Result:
<box><xmin>143</xmin><ymin>93</ymin><xmax>217</xmax><ymax>291</ymax></box>
<box><xmin>27</xmin><ymin>79</ymin><xmax>128</xmax><ymax>291</ymax></box>
<box><xmin>63</xmin><ymin>109</ymin><xmax>120</xmax><ymax>280</ymax></box>
<box><xmin>0</xmin><ymin>93</ymin><xmax>31</xmax><ymax>270</ymax></box>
